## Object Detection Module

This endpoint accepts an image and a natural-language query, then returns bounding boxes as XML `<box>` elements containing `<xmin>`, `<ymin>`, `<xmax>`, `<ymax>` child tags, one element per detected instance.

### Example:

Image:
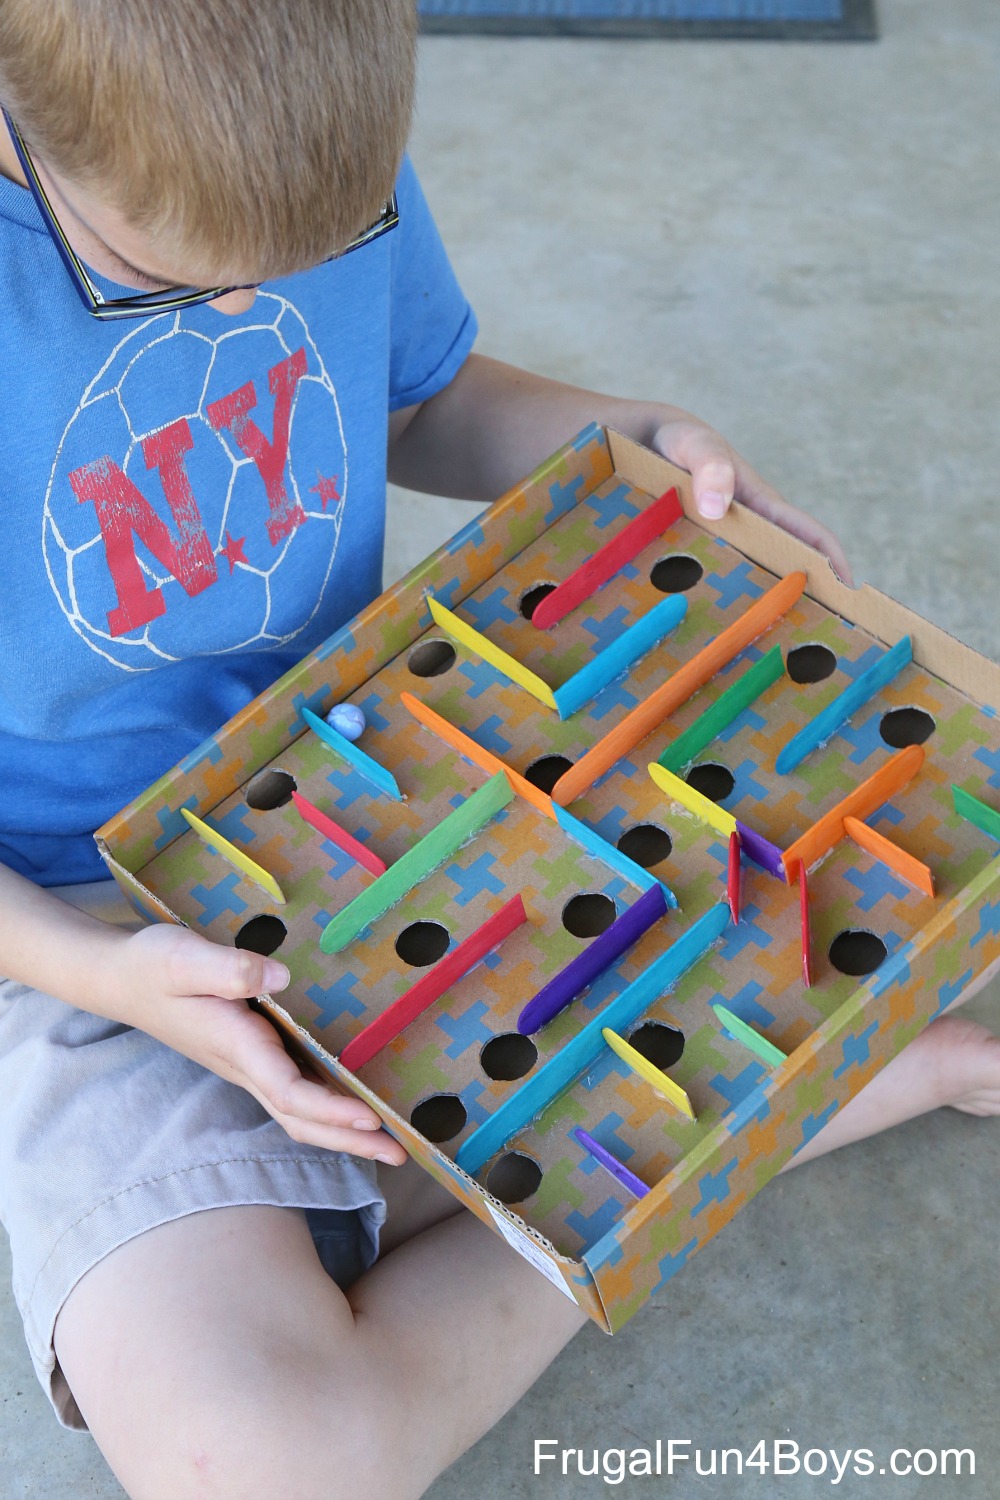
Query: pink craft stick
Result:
<box><xmin>531</xmin><ymin>486</ymin><xmax>683</xmax><ymax>630</ymax></box>
<box><xmin>291</xmin><ymin>789</ymin><xmax>387</xmax><ymax>877</ymax></box>
<box><xmin>339</xmin><ymin>895</ymin><xmax>527</xmax><ymax>1072</ymax></box>
<box><xmin>727</xmin><ymin>829</ymin><xmax>742</xmax><ymax>924</ymax></box>
<box><xmin>799</xmin><ymin>860</ymin><xmax>813</xmax><ymax>988</ymax></box>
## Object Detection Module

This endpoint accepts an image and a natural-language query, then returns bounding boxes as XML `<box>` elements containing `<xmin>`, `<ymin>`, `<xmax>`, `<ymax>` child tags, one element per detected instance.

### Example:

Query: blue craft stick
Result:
<box><xmin>455</xmin><ymin>902</ymin><xmax>731</xmax><ymax>1177</ymax></box>
<box><xmin>552</xmin><ymin>594</ymin><xmax>688</xmax><ymax>720</ymax></box>
<box><xmin>517</xmin><ymin>885</ymin><xmax>669</xmax><ymax>1035</ymax></box>
<box><xmin>301</xmin><ymin>705</ymin><xmax>404</xmax><ymax>801</ymax></box>
<box><xmin>573</xmin><ymin>1126</ymin><xmax>649</xmax><ymax>1198</ymax></box>
<box><xmin>775</xmin><ymin>637</ymin><xmax>912</xmax><ymax>776</ymax></box>
<box><xmin>554</xmin><ymin>806</ymin><xmax>679</xmax><ymax>908</ymax></box>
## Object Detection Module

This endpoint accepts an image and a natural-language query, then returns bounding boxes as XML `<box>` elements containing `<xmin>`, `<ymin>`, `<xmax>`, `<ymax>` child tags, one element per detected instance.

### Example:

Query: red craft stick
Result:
<box><xmin>531</xmin><ymin>486</ymin><xmax>683</xmax><ymax>630</ymax></box>
<box><xmin>799</xmin><ymin>860</ymin><xmax>812</xmax><ymax>987</ymax></box>
<box><xmin>727</xmin><ymin>829</ymin><xmax>742</xmax><ymax>924</ymax></box>
<box><xmin>339</xmin><ymin>895</ymin><xmax>527</xmax><ymax>1072</ymax></box>
<box><xmin>290</xmin><ymin>790</ymin><xmax>387</xmax><ymax>877</ymax></box>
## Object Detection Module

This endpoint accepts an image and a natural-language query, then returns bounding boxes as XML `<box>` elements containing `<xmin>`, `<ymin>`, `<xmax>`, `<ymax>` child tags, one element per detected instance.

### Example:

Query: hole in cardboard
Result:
<box><xmin>880</xmin><ymin>706</ymin><xmax>935</xmax><ymax>749</ymax></box>
<box><xmin>245</xmin><ymin>769</ymin><xmax>296</xmax><ymax>811</ymax></box>
<box><xmin>627</xmin><ymin>1020</ymin><xmax>686</xmax><ymax>1069</ymax></box>
<box><xmin>234</xmin><ymin>914</ymin><xmax>287</xmax><ymax>956</ymax></box>
<box><xmin>651</xmin><ymin>554</ymin><xmax>703</xmax><ymax>594</ymax></box>
<box><xmin>524</xmin><ymin>754</ymin><xmax>574</xmax><ymax>794</ymax></box>
<box><xmin>616</xmin><ymin>823</ymin><xmax>673</xmax><ymax>868</ymax></box>
<box><xmin>519</xmin><ymin>582</ymin><xmax>557</xmax><ymax>621</ymax></box>
<box><xmin>410</xmin><ymin>1093</ymin><xmax>467</xmax><ymax>1143</ymax></box>
<box><xmin>487</xmin><ymin>1151</ymin><xmax>542</xmax><ymax>1204</ymax></box>
<box><xmin>786</xmin><ymin>643</ymin><xmax>837</xmax><ymax>684</ymax></box>
<box><xmin>685</xmin><ymin>762</ymin><xmax>735</xmax><ymax>804</ymax></box>
<box><xmin>480</xmin><ymin>1033</ymin><xmax>538</xmax><ymax>1082</ymax></box>
<box><xmin>395</xmin><ymin>921</ymin><xmax>451</xmax><ymax>967</ymax></box>
<box><xmin>829</xmin><ymin>928</ymin><xmax>888</xmax><ymax>977</ymax></box>
<box><xmin>408</xmin><ymin>639</ymin><xmax>456</xmax><ymax>678</ymax></box>
<box><xmin>562</xmin><ymin>892</ymin><xmax>617</xmax><ymax>938</ymax></box>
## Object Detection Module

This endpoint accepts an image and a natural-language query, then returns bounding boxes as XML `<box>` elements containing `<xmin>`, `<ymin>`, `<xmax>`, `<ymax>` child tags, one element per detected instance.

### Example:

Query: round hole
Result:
<box><xmin>480</xmin><ymin>1033</ymin><xmax>538</xmax><ymax>1081</ymax></box>
<box><xmin>616</xmin><ymin>823</ymin><xmax>673</xmax><ymax>869</ymax></box>
<box><xmin>562</xmin><ymin>892</ymin><xmax>617</xmax><ymax>938</ymax></box>
<box><xmin>486</xmin><ymin>1151</ymin><xmax>542</xmax><ymax>1204</ymax></box>
<box><xmin>245</xmin><ymin>768</ymin><xmax>296</xmax><ymax>811</ymax></box>
<box><xmin>786</xmin><ymin>643</ymin><xmax>838</xmax><ymax>685</ymax></box>
<box><xmin>651</xmin><ymin>554</ymin><xmax>704</xmax><ymax>594</ymax></box>
<box><xmin>395</xmin><ymin>921</ymin><xmax>451</xmax><ymax>967</ymax></box>
<box><xmin>234</xmin><ymin>914</ymin><xmax>287</xmax><ymax>956</ymax></box>
<box><xmin>524</xmin><ymin>754</ymin><xmax>574</xmax><ymax>795</ymax></box>
<box><xmin>829</xmin><ymin>928</ymin><xmax>888</xmax><ymax>977</ymax></box>
<box><xmin>880</xmin><ymin>706</ymin><xmax>935</xmax><ymax>749</ymax></box>
<box><xmin>410</xmin><ymin>1094</ymin><xmax>467</xmax><ymax>1144</ymax></box>
<box><xmin>408</xmin><ymin>639</ymin><xmax>457</xmax><ymax>678</ymax></box>
<box><xmin>626</xmin><ymin>1021</ymin><xmax>686</xmax><ymax>1069</ymax></box>
<box><xmin>520</xmin><ymin>582</ymin><xmax>557</xmax><ymax>621</ymax></box>
<box><xmin>685</xmin><ymin>762</ymin><xmax>735</xmax><ymax>804</ymax></box>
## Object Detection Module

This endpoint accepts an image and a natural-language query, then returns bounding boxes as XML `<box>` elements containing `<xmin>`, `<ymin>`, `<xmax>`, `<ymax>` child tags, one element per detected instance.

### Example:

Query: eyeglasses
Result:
<box><xmin>2</xmin><ymin>108</ymin><xmax>399</xmax><ymax>321</ymax></box>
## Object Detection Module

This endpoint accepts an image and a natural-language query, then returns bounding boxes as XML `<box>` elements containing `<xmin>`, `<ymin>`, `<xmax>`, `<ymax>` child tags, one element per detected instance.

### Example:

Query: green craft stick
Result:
<box><xmin>319</xmin><ymin>772</ymin><xmax>514</xmax><ymax>954</ymax></box>
<box><xmin>658</xmin><ymin>647</ymin><xmax>785</xmax><ymax>775</ymax></box>
<box><xmin>713</xmin><ymin>1003</ymin><xmax>787</xmax><ymax>1068</ymax></box>
<box><xmin>952</xmin><ymin>784</ymin><xmax>1000</xmax><ymax>842</ymax></box>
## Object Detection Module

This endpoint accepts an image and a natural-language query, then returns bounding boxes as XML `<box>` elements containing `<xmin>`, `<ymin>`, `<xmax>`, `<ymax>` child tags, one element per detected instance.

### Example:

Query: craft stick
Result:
<box><xmin>517</xmin><ymin>885</ymin><xmax>669</xmax><ymax>1035</ymax></box>
<box><xmin>952</xmin><ymin>785</ymin><xmax>1000</xmax><ymax>842</ymax></box>
<box><xmin>455</xmin><ymin>902</ymin><xmax>730</xmax><ymax>1175</ymax></box>
<box><xmin>799</xmin><ymin>860</ymin><xmax>812</xmax><ymax>987</ymax></box>
<box><xmin>647</xmin><ymin>761</ymin><xmax>738</xmax><ymax>838</ymax></box>
<box><xmin>553</xmin><ymin>806</ymin><xmax>679</xmax><ymax>908</ymax></box>
<box><xmin>532</xmin><ymin>486</ymin><xmax>684</xmax><ymax>630</ymax></box>
<box><xmin>658</xmin><ymin>647</ymin><xmax>785</xmax><ymax>775</ymax></box>
<box><xmin>398</xmin><ymin>692</ymin><xmax>556</xmax><ymax>821</ymax></box>
<box><xmin>712</xmin><ymin>1003</ymin><xmax>787</xmax><ymax>1068</ymax></box>
<box><xmin>180</xmin><ymin>807</ymin><xmax>286</xmax><ymax>905</ymax></box>
<box><xmin>727</xmin><ymin>829</ymin><xmax>742</xmax><ymax>923</ymax></box>
<box><xmin>775</xmin><ymin>637</ymin><xmax>912</xmax><ymax>776</ymax></box>
<box><xmin>781</xmin><ymin>745</ymin><xmax>925</xmax><ymax>881</ymax></box>
<box><xmin>301</xmin><ymin>705</ymin><xmax>404</xmax><ymax>801</ymax></box>
<box><xmin>340</xmin><ymin>895</ymin><xmax>527</xmax><ymax>1072</ymax></box>
<box><xmin>552</xmin><ymin>573</ymin><xmax>807</xmax><ymax>806</ymax></box>
<box><xmin>426</xmin><ymin>594</ymin><xmax>558</xmax><ymax>711</ymax></box>
<box><xmin>552</xmin><ymin>594</ymin><xmax>687</xmax><ymax>719</ymax></box>
<box><xmin>736</xmin><ymin>820</ymin><xmax>787</xmax><ymax>881</ymax></box>
<box><xmin>843</xmin><ymin>815</ymin><xmax>935</xmax><ymax>897</ymax></box>
<box><xmin>602</xmin><ymin>1026</ymin><xmax>697</xmax><ymax>1120</ymax></box>
<box><xmin>572</xmin><ymin>1126</ymin><xmax>650</xmax><ymax>1198</ymax></box>
<box><xmin>290</xmin><ymin>790</ymin><xmax>387</xmax><ymax>877</ymax></box>
<box><xmin>320</xmin><ymin>772</ymin><xmax>513</xmax><ymax>954</ymax></box>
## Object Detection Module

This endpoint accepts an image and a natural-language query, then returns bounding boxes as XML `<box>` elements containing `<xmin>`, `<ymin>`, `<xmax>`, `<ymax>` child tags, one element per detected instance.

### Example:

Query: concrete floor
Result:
<box><xmin>3</xmin><ymin>0</ymin><xmax>998</xmax><ymax>1494</ymax></box>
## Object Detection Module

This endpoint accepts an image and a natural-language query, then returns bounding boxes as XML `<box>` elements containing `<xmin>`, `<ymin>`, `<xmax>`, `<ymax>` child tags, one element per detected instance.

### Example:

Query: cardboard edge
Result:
<box><xmin>95</xmin><ymin>842</ymin><xmax>187</xmax><ymax>926</ymax></box>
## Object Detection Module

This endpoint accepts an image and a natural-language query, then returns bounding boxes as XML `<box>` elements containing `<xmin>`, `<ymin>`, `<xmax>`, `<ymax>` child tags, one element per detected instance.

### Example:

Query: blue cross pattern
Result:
<box><xmin>435</xmin><ymin>999</ymin><xmax>495</xmax><ymax>1058</ymax></box>
<box><xmin>203</xmin><ymin>802</ymin><xmax>258</xmax><ymax>846</ymax></box>
<box><xmin>580</xmin><ymin>604</ymin><xmax>634</xmax><ymax>654</ymax></box>
<box><xmin>973</xmin><ymin>745</ymin><xmax>1000</xmax><ymax>788</ymax></box>
<box><xmin>446</xmin><ymin>514</ymin><xmax>488</xmax><ymax>556</ymax></box>
<box><xmin>648</xmin><ymin>1236</ymin><xmax>701</xmax><ymax>1296</ymax></box>
<box><xmin>573</xmin><ymin>1112</ymin><xmax>639</xmax><ymax>1170</ymax></box>
<box><xmin>934</xmin><ymin>967</ymin><xmax>974</xmax><ymax>1018</ymax></box>
<box><xmin>703</xmin><ymin>561</ymin><xmax>765</xmax><ymax>612</ymax></box>
<box><xmin>456</xmin><ymin>1077</ymin><xmax>495</xmax><ymax>1130</ymax></box>
<box><xmin>708</xmin><ymin>1060</ymin><xmax>769</xmax><ymax>1113</ymax></box>
<box><xmin>798</xmin><ymin>1099</ymin><xmax>839</xmax><ymax>1148</ymax></box>
<box><xmin>842</xmin><ymin>862</ymin><xmax>911</xmax><ymax>912</ymax></box>
<box><xmin>544</xmin><ymin>473</ymin><xmax>587</xmax><ymax>523</ymax></box>
<box><xmin>593</xmin><ymin>757</ymin><xmax>641</xmax><ymax>792</ymax></box>
<box><xmin>323</xmin><ymin>764</ymin><xmax>375</xmax><ymax>812</ymax></box>
<box><xmin>456</xmin><ymin>656</ymin><xmax>509</xmax><ymax>701</ymax></box>
<box><xmin>590</xmin><ymin>482</ymin><xmax>641</xmax><ymax>531</ymax></box>
<box><xmin>355</xmin><ymin>693</ymin><xmax>392</xmax><ymax>733</ymax></box>
<box><xmin>717</xmin><ymin>706</ymin><xmax>768</xmax><ymax>745</ymax></box>
<box><xmin>445</xmin><ymin>851</ymin><xmax>506</xmax><ymax>906</ymax></box>
<box><xmin>718</xmin><ymin>905</ymin><xmax>773</xmax><ymax>958</ymax></box>
<box><xmin>838</xmin><ymin>644</ymin><xmax>887</xmax><ymax>682</ymax></box>
<box><xmin>587</xmin><ymin>679</ymin><xmax>641</xmax><ymax>724</ymax></box>
<box><xmin>291</xmin><ymin>687</ymin><xmax>328</xmax><ymax>724</ymax></box>
<box><xmin>188</xmin><ymin>871</ymin><xmax>249</xmax><ymax>925</ymax></box>
<box><xmin>179</xmin><ymin>734</ymin><xmax>224</xmax><ymax>775</ymax></box>
<box><xmin>715</xmin><ymin>980</ymin><xmax>776</xmax><ymax>1031</ymax></box>
<box><xmin>832</xmin><ymin>1019</ymin><xmax>880</xmax><ymax>1078</ymax></box>
<box><xmin>723</xmin><ymin>1081</ymin><xmax>772</xmax><ymax>1137</ymax></box>
<box><xmin>974</xmin><ymin>900</ymin><xmax>1000</xmax><ymax>946</ymax></box>
<box><xmin>837</xmin><ymin>710</ymin><xmax>888</xmax><ymax>766</ymax></box>
<box><xmin>726</xmin><ymin>757</ymin><xmax>772</xmax><ymax>805</ymax></box>
<box><xmin>690</xmin><ymin>1157</ymin><xmax>739</xmax><ymax>1217</ymax></box>
<box><xmin>318</xmin><ymin>839</ymin><xmax>364</xmax><ymax>882</ymax></box>
<box><xmin>154</xmin><ymin>802</ymin><xmax>194</xmax><ymax>850</ymax></box>
<box><xmin>316</xmin><ymin>620</ymin><xmax>356</xmax><ymax>663</ymax></box>
<box><xmin>565</xmin><ymin>1198</ymin><xmax>631</xmax><ymax>1247</ymax></box>
<box><xmin>579</xmin><ymin>804</ymin><xmax>632</xmax><ymax>846</ymax></box>
<box><xmin>469</xmin><ymin>714</ymin><xmax>513</xmax><ymax>757</ymax></box>
<box><xmin>305</xmin><ymin>973</ymin><xmax>370</xmax><ymax>1028</ymax></box>
<box><xmin>869</xmin><ymin>801</ymin><xmax>905</xmax><ymax>829</ymax></box>
<box><xmin>870</xmin><ymin>945</ymin><xmax>911</xmax><ymax>997</ymax></box>
<box><xmin>462</xmin><ymin>585</ymin><xmax>518</xmax><ymax>633</ymax></box>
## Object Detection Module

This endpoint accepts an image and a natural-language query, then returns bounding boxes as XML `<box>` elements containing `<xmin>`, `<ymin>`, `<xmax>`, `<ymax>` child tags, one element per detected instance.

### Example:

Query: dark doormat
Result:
<box><xmin>419</xmin><ymin>1</ymin><xmax>877</xmax><ymax>40</ymax></box>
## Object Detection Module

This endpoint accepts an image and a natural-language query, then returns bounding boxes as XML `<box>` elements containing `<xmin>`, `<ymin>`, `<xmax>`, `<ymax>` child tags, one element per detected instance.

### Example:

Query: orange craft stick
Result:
<box><xmin>552</xmin><ymin>572</ymin><xmax>807</xmax><ymax>808</ymax></box>
<box><xmin>782</xmin><ymin>745</ymin><xmax>926</xmax><ymax>882</ymax></box>
<box><xmin>399</xmin><ymin>691</ymin><xmax>557</xmax><ymax>821</ymax></box>
<box><xmin>843</xmin><ymin>815</ymin><xmax>936</xmax><ymax>898</ymax></box>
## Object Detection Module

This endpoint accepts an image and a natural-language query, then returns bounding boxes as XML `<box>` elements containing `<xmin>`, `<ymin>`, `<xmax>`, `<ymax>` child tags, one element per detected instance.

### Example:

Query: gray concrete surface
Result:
<box><xmin>3</xmin><ymin>1</ymin><xmax>998</xmax><ymax>1495</ymax></box>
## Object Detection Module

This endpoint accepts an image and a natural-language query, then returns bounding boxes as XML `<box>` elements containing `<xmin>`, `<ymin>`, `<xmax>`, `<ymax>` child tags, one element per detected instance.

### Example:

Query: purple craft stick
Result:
<box><xmin>736</xmin><ymin>821</ymin><xmax>786</xmax><ymax>881</ymax></box>
<box><xmin>517</xmin><ymin>884</ymin><xmax>668</xmax><ymax>1035</ymax></box>
<box><xmin>573</xmin><ymin>1127</ymin><xmax>650</xmax><ymax>1198</ymax></box>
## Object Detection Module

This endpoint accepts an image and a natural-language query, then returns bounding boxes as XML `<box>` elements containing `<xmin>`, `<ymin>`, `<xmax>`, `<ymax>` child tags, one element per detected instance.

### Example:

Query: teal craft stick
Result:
<box><xmin>552</xmin><ymin>594</ymin><xmax>688</xmax><ymax>719</ymax></box>
<box><xmin>554</xmin><ymin>805</ymin><xmax>678</xmax><ymax>909</ymax></box>
<box><xmin>775</xmin><ymin>637</ymin><xmax>912</xmax><ymax>776</ymax></box>
<box><xmin>658</xmin><ymin>647</ymin><xmax>785</xmax><ymax>775</ymax></box>
<box><xmin>320</xmin><ymin>772</ymin><xmax>513</xmax><ymax>954</ymax></box>
<box><xmin>953</xmin><ymin>785</ymin><xmax>1000</xmax><ymax>841</ymax></box>
<box><xmin>713</xmin><ymin>1003</ymin><xmax>787</xmax><ymax>1068</ymax></box>
<box><xmin>455</xmin><ymin>901</ymin><xmax>730</xmax><ymax>1176</ymax></box>
<box><xmin>302</xmin><ymin>705</ymin><xmax>404</xmax><ymax>801</ymax></box>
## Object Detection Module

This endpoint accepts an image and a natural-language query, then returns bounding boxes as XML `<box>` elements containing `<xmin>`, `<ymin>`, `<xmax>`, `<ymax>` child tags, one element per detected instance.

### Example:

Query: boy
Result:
<box><xmin>0</xmin><ymin>3</ymin><xmax>996</xmax><ymax>1497</ymax></box>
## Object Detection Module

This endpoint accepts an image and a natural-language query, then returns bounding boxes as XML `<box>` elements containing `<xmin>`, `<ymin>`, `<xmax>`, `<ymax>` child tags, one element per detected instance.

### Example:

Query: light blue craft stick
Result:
<box><xmin>775</xmin><ymin>637</ymin><xmax>912</xmax><ymax>776</ymax></box>
<box><xmin>554</xmin><ymin>805</ymin><xmax>678</xmax><ymax>908</ymax></box>
<box><xmin>301</xmin><ymin>704</ymin><xmax>404</xmax><ymax>801</ymax></box>
<box><xmin>455</xmin><ymin>901</ymin><xmax>731</xmax><ymax>1176</ymax></box>
<box><xmin>552</xmin><ymin>594</ymin><xmax>688</xmax><ymax>720</ymax></box>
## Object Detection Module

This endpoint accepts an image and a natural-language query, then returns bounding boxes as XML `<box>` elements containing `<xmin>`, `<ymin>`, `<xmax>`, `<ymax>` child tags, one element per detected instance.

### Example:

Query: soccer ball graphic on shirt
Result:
<box><xmin>42</xmin><ymin>291</ymin><xmax>348</xmax><ymax>672</ymax></box>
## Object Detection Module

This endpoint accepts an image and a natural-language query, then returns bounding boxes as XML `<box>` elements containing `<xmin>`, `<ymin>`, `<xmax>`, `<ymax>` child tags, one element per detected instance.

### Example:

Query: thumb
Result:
<box><xmin>156</xmin><ymin>927</ymin><xmax>290</xmax><ymax>1001</ymax></box>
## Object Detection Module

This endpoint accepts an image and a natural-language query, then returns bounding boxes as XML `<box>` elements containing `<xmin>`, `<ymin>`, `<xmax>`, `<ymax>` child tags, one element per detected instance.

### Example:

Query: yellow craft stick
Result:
<box><xmin>647</xmin><ymin>762</ymin><xmax>738</xmax><ymax>838</ymax></box>
<box><xmin>426</xmin><ymin>594</ymin><xmax>558</xmax><ymax>711</ymax></box>
<box><xmin>602</xmin><ymin>1026</ymin><xmax>697</xmax><ymax>1121</ymax></box>
<box><xmin>180</xmin><ymin>807</ymin><xmax>286</xmax><ymax>905</ymax></box>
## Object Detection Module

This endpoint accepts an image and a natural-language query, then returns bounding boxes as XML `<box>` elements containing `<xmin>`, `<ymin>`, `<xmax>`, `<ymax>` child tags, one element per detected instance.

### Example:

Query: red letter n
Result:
<box><xmin>206</xmin><ymin>347</ymin><xmax>308</xmax><ymax>546</ymax></box>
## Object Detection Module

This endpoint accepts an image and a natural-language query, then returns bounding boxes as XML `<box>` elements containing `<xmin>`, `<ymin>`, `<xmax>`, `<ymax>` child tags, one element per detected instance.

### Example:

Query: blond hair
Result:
<box><xmin>0</xmin><ymin>0</ymin><xmax>416</xmax><ymax>282</ymax></box>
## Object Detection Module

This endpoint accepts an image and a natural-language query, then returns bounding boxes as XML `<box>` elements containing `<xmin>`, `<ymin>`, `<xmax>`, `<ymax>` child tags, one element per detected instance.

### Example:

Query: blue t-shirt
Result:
<box><xmin>0</xmin><ymin>157</ymin><xmax>477</xmax><ymax>886</ymax></box>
